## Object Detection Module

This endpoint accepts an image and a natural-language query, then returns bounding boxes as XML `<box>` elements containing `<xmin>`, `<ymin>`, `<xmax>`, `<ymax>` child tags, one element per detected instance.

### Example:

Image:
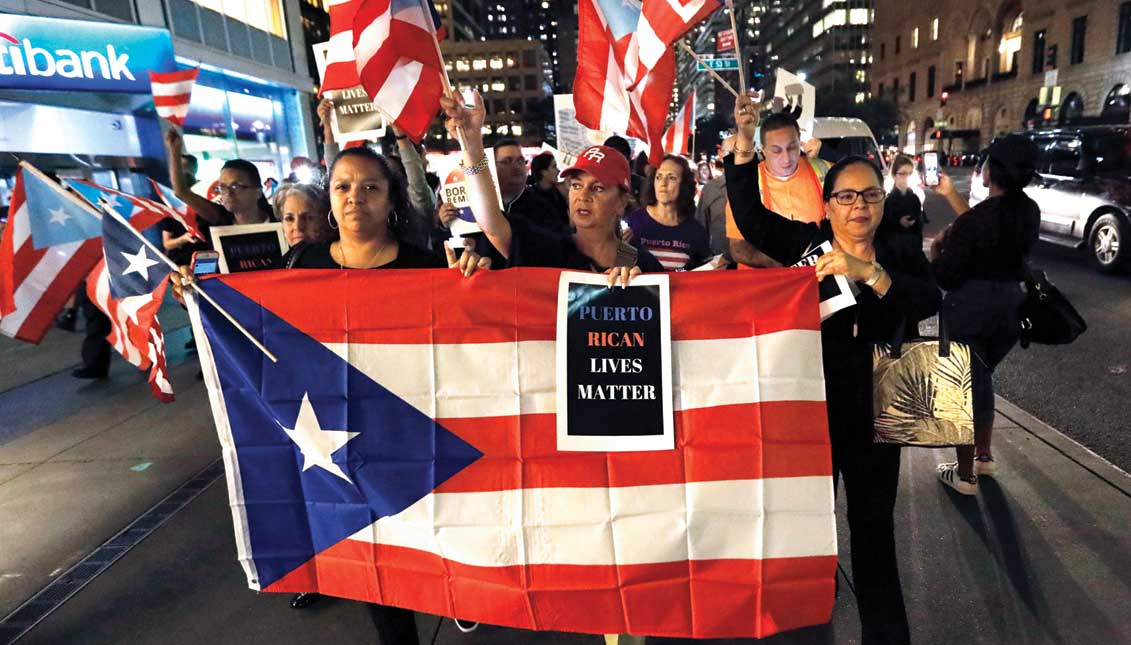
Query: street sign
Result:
<box><xmin>1044</xmin><ymin>69</ymin><xmax>1058</xmax><ymax>87</ymax></box>
<box><xmin>697</xmin><ymin>57</ymin><xmax>739</xmax><ymax>71</ymax></box>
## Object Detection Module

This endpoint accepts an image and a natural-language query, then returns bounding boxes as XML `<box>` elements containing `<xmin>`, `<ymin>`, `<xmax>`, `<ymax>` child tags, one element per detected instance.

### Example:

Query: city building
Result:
<box><xmin>435</xmin><ymin>39</ymin><xmax>553</xmax><ymax>148</ymax></box>
<box><xmin>477</xmin><ymin>0</ymin><xmax>575</xmax><ymax>94</ymax></box>
<box><xmin>0</xmin><ymin>0</ymin><xmax>319</xmax><ymax>201</ymax></box>
<box><xmin>759</xmin><ymin>0</ymin><xmax>874</xmax><ymax>102</ymax></box>
<box><xmin>433</xmin><ymin>1</ymin><xmax>487</xmax><ymax>42</ymax></box>
<box><xmin>871</xmin><ymin>0</ymin><xmax>1131</xmax><ymax>155</ymax></box>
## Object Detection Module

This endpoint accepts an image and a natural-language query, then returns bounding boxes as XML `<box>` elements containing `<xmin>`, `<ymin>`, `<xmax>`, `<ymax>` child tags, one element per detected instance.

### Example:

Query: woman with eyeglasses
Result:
<box><xmin>164</xmin><ymin>129</ymin><xmax>275</xmax><ymax>229</ymax></box>
<box><xmin>726</xmin><ymin>92</ymin><xmax>939</xmax><ymax>645</ymax></box>
<box><xmin>882</xmin><ymin>155</ymin><xmax>926</xmax><ymax>237</ymax></box>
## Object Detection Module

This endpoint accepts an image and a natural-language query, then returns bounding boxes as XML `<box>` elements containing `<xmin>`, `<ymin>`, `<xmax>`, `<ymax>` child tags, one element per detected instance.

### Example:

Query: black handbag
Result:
<box><xmin>1018</xmin><ymin>268</ymin><xmax>1086</xmax><ymax>348</ymax></box>
<box><xmin>873</xmin><ymin>318</ymin><xmax>975</xmax><ymax>447</ymax></box>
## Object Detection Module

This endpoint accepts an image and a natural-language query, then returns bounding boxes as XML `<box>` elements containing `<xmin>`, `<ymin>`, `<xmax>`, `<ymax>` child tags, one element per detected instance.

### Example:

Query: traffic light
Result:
<box><xmin>1046</xmin><ymin>44</ymin><xmax>1058</xmax><ymax>70</ymax></box>
<box><xmin>939</xmin><ymin>91</ymin><xmax>949</xmax><ymax>107</ymax></box>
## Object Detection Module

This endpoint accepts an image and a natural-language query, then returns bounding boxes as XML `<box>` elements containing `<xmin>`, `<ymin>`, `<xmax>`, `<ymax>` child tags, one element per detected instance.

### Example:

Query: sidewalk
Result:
<box><xmin>3</xmin><ymin>323</ymin><xmax>1130</xmax><ymax>643</ymax></box>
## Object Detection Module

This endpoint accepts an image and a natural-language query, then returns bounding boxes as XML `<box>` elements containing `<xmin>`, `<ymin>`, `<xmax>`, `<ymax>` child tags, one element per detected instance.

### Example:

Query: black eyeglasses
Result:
<box><xmin>830</xmin><ymin>188</ymin><xmax>886</xmax><ymax>206</ymax></box>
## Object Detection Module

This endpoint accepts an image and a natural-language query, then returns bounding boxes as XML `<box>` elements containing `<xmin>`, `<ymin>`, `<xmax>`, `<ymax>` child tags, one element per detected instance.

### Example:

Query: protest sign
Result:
<box><xmin>311</xmin><ymin>42</ymin><xmax>387</xmax><ymax>143</ymax></box>
<box><xmin>556</xmin><ymin>272</ymin><xmax>674</xmax><ymax>452</ymax></box>
<box><xmin>794</xmin><ymin>241</ymin><xmax>856</xmax><ymax>320</ymax></box>
<box><xmin>428</xmin><ymin>150</ymin><xmax>504</xmax><ymax>237</ymax></box>
<box><xmin>210</xmin><ymin>223</ymin><xmax>289</xmax><ymax>273</ymax></box>
<box><xmin>773</xmin><ymin>68</ymin><xmax>817</xmax><ymax>136</ymax></box>
<box><xmin>716</xmin><ymin>28</ymin><xmax>736</xmax><ymax>52</ymax></box>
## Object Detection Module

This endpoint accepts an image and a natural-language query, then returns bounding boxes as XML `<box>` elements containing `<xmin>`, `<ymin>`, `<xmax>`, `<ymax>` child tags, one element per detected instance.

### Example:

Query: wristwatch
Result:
<box><xmin>863</xmin><ymin>262</ymin><xmax>886</xmax><ymax>288</ymax></box>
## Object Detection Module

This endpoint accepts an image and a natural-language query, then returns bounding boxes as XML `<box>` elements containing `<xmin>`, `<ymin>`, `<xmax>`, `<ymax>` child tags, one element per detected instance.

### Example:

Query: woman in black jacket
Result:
<box><xmin>727</xmin><ymin>92</ymin><xmax>940</xmax><ymax>645</ymax></box>
<box><xmin>929</xmin><ymin>135</ymin><xmax>1040</xmax><ymax>494</ymax></box>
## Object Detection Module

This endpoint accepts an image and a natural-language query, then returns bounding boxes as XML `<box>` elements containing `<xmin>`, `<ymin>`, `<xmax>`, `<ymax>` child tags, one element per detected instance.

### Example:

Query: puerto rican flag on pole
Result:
<box><xmin>574</xmin><ymin>0</ymin><xmax>679</xmax><ymax>165</ymax></box>
<box><xmin>66</xmin><ymin>179</ymin><xmax>203</xmax><ymax>242</ymax></box>
<box><xmin>321</xmin><ymin>0</ymin><xmax>364</xmax><ymax>93</ymax></box>
<box><xmin>661</xmin><ymin>89</ymin><xmax>696</xmax><ymax>156</ymax></box>
<box><xmin>149</xmin><ymin>68</ymin><xmax>199</xmax><ymax>127</ymax></box>
<box><xmin>86</xmin><ymin>207</ymin><xmax>177</xmax><ymax>402</ymax></box>
<box><xmin>188</xmin><ymin>267</ymin><xmax>836</xmax><ymax>639</ymax></box>
<box><xmin>351</xmin><ymin>0</ymin><xmax>448</xmax><ymax>143</ymax></box>
<box><xmin>0</xmin><ymin>164</ymin><xmax>103</xmax><ymax>344</ymax></box>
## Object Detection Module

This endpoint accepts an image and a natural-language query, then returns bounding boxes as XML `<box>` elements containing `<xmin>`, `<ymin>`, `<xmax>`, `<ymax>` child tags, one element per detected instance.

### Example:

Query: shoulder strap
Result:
<box><xmin>284</xmin><ymin>242</ymin><xmax>309</xmax><ymax>269</ymax></box>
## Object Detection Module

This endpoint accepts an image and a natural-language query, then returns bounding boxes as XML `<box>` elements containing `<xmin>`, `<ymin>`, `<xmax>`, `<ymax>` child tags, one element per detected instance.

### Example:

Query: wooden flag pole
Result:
<box><xmin>678</xmin><ymin>42</ymin><xmax>739</xmax><ymax>98</ymax></box>
<box><xmin>100</xmin><ymin>201</ymin><xmax>279</xmax><ymax>364</ymax></box>
<box><xmin>725</xmin><ymin>0</ymin><xmax>747</xmax><ymax>95</ymax></box>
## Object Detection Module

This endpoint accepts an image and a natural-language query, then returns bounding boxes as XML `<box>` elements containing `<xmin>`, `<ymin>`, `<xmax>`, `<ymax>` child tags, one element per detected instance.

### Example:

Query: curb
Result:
<box><xmin>995</xmin><ymin>394</ymin><xmax>1131</xmax><ymax>498</ymax></box>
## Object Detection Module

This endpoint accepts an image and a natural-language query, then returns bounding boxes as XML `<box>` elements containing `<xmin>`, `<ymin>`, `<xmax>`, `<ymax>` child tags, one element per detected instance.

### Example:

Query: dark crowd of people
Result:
<box><xmin>145</xmin><ymin>89</ymin><xmax>1042</xmax><ymax>645</ymax></box>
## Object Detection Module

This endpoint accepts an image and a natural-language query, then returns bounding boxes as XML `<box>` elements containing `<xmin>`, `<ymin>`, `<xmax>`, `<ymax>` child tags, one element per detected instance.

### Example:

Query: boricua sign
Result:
<box><xmin>0</xmin><ymin>14</ymin><xmax>175</xmax><ymax>93</ymax></box>
<box><xmin>556</xmin><ymin>272</ymin><xmax>674</xmax><ymax>452</ymax></box>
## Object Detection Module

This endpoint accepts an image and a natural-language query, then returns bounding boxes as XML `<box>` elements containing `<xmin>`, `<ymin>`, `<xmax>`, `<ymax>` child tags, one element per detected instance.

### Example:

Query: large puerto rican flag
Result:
<box><xmin>188</xmin><ymin>268</ymin><xmax>836</xmax><ymax>639</ymax></box>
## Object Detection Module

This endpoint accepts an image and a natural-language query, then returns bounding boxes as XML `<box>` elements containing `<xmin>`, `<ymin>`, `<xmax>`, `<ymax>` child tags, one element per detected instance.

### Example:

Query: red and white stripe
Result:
<box><xmin>322</xmin><ymin>0</ymin><xmax>364</xmax><ymax>92</ymax></box>
<box><xmin>149</xmin><ymin>68</ymin><xmax>199</xmax><ymax>127</ymax></box>
<box><xmin>574</xmin><ymin>0</ymin><xmax>678</xmax><ymax>165</ymax></box>
<box><xmin>87</xmin><ymin>259</ymin><xmax>174</xmax><ymax>402</ymax></box>
<box><xmin>662</xmin><ymin>89</ymin><xmax>696</xmax><ymax>156</ymax></box>
<box><xmin>194</xmin><ymin>267</ymin><xmax>836</xmax><ymax>639</ymax></box>
<box><xmin>352</xmin><ymin>0</ymin><xmax>446</xmax><ymax>143</ymax></box>
<box><xmin>634</xmin><ymin>1</ymin><xmax>722</xmax><ymax>85</ymax></box>
<box><xmin>74</xmin><ymin>179</ymin><xmax>202</xmax><ymax>241</ymax></box>
<box><xmin>648</xmin><ymin>247</ymin><xmax>694</xmax><ymax>271</ymax></box>
<box><xmin>0</xmin><ymin>169</ymin><xmax>102</xmax><ymax>344</ymax></box>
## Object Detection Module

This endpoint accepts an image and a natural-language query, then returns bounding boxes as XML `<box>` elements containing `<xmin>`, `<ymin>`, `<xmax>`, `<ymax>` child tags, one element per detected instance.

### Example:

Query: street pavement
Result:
<box><xmin>922</xmin><ymin>168</ymin><xmax>1131</xmax><ymax>474</ymax></box>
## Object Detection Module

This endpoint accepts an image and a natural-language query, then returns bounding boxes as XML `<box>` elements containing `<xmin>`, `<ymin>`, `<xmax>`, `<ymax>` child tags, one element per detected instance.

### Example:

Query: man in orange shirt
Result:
<box><xmin>727</xmin><ymin>112</ymin><xmax>829</xmax><ymax>267</ymax></box>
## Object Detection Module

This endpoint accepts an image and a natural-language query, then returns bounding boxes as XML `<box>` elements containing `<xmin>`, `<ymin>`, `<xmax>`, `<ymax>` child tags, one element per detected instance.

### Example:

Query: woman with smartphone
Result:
<box><xmin>882</xmin><ymin>155</ymin><xmax>925</xmax><ymax>238</ymax></box>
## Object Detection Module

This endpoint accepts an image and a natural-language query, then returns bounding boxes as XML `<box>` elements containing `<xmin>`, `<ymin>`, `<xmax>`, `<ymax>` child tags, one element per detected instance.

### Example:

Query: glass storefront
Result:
<box><xmin>181</xmin><ymin>64</ymin><xmax>306</xmax><ymax>187</ymax></box>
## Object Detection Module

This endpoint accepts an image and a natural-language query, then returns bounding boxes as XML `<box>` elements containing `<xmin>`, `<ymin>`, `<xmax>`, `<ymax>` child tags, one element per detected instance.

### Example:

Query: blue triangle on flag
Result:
<box><xmin>197</xmin><ymin>278</ymin><xmax>483</xmax><ymax>590</ymax></box>
<box><xmin>24</xmin><ymin>170</ymin><xmax>101</xmax><ymax>249</ymax></box>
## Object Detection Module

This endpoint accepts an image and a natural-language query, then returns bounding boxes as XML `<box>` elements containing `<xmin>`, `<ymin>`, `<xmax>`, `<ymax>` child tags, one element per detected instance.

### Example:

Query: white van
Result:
<box><xmin>809</xmin><ymin>117</ymin><xmax>886</xmax><ymax>170</ymax></box>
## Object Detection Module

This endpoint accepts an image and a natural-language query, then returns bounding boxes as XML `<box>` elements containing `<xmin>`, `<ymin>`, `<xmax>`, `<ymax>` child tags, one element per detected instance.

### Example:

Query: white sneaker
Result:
<box><xmin>937</xmin><ymin>462</ymin><xmax>978</xmax><ymax>495</ymax></box>
<box><xmin>973</xmin><ymin>456</ymin><xmax>998</xmax><ymax>477</ymax></box>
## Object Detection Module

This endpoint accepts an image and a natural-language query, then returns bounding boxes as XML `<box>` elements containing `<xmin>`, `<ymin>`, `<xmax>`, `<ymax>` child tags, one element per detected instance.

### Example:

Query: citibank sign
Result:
<box><xmin>0</xmin><ymin>14</ymin><xmax>174</xmax><ymax>92</ymax></box>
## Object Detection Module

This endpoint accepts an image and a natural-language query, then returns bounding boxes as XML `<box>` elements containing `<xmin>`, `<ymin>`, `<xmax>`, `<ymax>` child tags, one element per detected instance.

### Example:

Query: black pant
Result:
<box><xmin>366</xmin><ymin>603</ymin><xmax>418</xmax><ymax>645</ymax></box>
<box><xmin>77</xmin><ymin>285</ymin><xmax>111</xmax><ymax>373</ymax></box>
<box><xmin>832</xmin><ymin>435</ymin><xmax>910</xmax><ymax>645</ymax></box>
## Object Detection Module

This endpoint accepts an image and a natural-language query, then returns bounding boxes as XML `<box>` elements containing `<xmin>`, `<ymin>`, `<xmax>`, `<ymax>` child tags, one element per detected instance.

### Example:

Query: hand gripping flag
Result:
<box><xmin>574</xmin><ymin>0</ymin><xmax>678</xmax><ymax>165</ymax></box>
<box><xmin>67</xmin><ymin>179</ymin><xmax>202</xmax><ymax>241</ymax></box>
<box><xmin>87</xmin><ymin>211</ymin><xmax>175</xmax><ymax>402</ymax></box>
<box><xmin>149</xmin><ymin>68</ymin><xmax>199</xmax><ymax>127</ymax></box>
<box><xmin>0</xmin><ymin>165</ymin><xmax>102</xmax><ymax>343</ymax></box>
<box><xmin>662</xmin><ymin>89</ymin><xmax>696</xmax><ymax>156</ymax></box>
<box><xmin>188</xmin><ymin>267</ymin><xmax>837</xmax><ymax>639</ymax></box>
<box><xmin>352</xmin><ymin>0</ymin><xmax>448</xmax><ymax>143</ymax></box>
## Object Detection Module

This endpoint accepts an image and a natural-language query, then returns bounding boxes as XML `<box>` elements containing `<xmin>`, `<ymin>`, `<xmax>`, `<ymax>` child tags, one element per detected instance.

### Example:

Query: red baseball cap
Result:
<box><xmin>559</xmin><ymin>145</ymin><xmax>631</xmax><ymax>192</ymax></box>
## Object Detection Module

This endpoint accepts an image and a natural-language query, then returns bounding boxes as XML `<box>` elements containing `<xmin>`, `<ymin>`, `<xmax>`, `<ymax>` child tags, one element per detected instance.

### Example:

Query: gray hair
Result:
<box><xmin>271</xmin><ymin>181</ymin><xmax>330</xmax><ymax>220</ymax></box>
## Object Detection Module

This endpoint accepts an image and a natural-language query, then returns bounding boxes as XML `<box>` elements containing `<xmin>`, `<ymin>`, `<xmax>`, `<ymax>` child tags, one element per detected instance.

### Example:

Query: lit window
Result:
<box><xmin>473</xmin><ymin>58</ymin><xmax>487</xmax><ymax>70</ymax></box>
<box><xmin>512</xmin><ymin>125</ymin><xmax>523</xmax><ymax>136</ymax></box>
<box><xmin>931</xmin><ymin>17</ymin><xmax>939</xmax><ymax>40</ymax></box>
<box><xmin>825</xmin><ymin>10</ymin><xmax>847</xmax><ymax>28</ymax></box>
<box><xmin>491</xmin><ymin>81</ymin><xmax>506</xmax><ymax>92</ymax></box>
<box><xmin>912</xmin><ymin>27</ymin><xmax>919</xmax><ymax>48</ymax></box>
<box><xmin>489</xmin><ymin>58</ymin><xmax>504</xmax><ymax>70</ymax></box>
<box><xmin>507</xmin><ymin>57</ymin><xmax>515</xmax><ymax>67</ymax></box>
<box><xmin>849</xmin><ymin>8</ymin><xmax>870</xmax><ymax>25</ymax></box>
<box><xmin>855</xmin><ymin>92</ymin><xmax>866</xmax><ymax>104</ymax></box>
<box><xmin>194</xmin><ymin>0</ymin><xmax>287</xmax><ymax>38</ymax></box>
<box><xmin>455</xmin><ymin>59</ymin><xmax>470</xmax><ymax>71</ymax></box>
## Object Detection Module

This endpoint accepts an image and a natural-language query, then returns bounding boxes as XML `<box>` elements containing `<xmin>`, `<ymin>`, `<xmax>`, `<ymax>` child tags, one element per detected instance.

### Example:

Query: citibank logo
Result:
<box><xmin>0</xmin><ymin>33</ymin><xmax>134</xmax><ymax>81</ymax></box>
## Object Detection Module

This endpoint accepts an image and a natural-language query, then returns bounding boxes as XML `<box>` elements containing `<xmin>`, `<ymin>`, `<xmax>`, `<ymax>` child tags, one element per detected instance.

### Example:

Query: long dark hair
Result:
<box><xmin>640</xmin><ymin>154</ymin><xmax>696</xmax><ymax>222</ymax></box>
<box><xmin>328</xmin><ymin>146</ymin><xmax>414</xmax><ymax>241</ymax></box>
<box><xmin>221</xmin><ymin>159</ymin><xmax>274</xmax><ymax>220</ymax></box>
<box><xmin>984</xmin><ymin>149</ymin><xmax>1040</xmax><ymax>248</ymax></box>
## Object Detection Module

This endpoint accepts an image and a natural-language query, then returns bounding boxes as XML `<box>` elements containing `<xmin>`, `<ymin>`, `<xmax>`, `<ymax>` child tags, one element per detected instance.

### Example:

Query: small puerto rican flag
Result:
<box><xmin>149</xmin><ymin>68</ymin><xmax>200</xmax><ymax>127</ymax></box>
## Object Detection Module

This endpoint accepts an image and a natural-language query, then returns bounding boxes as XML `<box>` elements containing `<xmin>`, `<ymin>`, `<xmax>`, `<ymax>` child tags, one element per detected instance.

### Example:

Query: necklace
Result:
<box><xmin>332</xmin><ymin>240</ymin><xmax>387</xmax><ymax>269</ymax></box>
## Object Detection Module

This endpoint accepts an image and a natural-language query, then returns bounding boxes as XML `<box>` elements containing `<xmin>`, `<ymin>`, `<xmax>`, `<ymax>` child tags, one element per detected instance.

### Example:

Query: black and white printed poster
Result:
<box><xmin>556</xmin><ymin>272</ymin><xmax>674</xmax><ymax>452</ymax></box>
<box><xmin>794</xmin><ymin>241</ymin><xmax>857</xmax><ymax>320</ymax></box>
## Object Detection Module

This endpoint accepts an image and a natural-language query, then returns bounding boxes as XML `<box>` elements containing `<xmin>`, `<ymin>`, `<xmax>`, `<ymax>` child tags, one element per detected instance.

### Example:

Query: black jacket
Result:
<box><xmin>725</xmin><ymin>154</ymin><xmax>941</xmax><ymax>444</ymax></box>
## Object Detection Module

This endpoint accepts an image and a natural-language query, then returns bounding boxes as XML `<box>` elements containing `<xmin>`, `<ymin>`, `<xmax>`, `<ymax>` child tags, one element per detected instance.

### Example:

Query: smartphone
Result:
<box><xmin>192</xmin><ymin>251</ymin><xmax>220</xmax><ymax>276</ymax></box>
<box><xmin>923</xmin><ymin>152</ymin><xmax>940</xmax><ymax>187</ymax></box>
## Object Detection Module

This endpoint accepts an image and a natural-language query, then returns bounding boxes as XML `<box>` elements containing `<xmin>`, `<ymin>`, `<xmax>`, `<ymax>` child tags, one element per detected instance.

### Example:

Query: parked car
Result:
<box><xmin>810</xmin><ymin>117</ymin><xmax>886</xmax><ymax>170</ymax></box>
<box><xmin>971</xmin><ymin>126</ymin><xmax>1131</xmax><ymax>273</ymax></box>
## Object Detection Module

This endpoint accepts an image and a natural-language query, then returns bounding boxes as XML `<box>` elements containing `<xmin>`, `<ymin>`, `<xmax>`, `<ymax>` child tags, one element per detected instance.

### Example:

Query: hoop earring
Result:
<box><xmin>389</xmin><ymin>209</ymin><xmax>401</xmax><ymax>229</ymax></box>
<box><xmin>327</xmin><ymin>212</ymin><xmax>338</xmax><ymax>230</ymax></box>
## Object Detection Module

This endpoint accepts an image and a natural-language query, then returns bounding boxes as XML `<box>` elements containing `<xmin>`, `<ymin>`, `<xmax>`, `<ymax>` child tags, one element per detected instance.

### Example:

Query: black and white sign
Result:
<box><xmin>311</xmin><ymin>42</ymin><xmax>387</xmax><ymax>143</ymax></box>
<box><xmin>794</xmin><ymin>241</ymin><xmax>856</xmax><ymax>320</ymax></box>
<box><xmin>556</xmin><ymin>272</ymin><xmax>674</xmax><ymax>452</ymax></box>
<box><xmin>211</xmin><ymin>223</ymin><xmax>289</xmax><ymax>274</ymax></box>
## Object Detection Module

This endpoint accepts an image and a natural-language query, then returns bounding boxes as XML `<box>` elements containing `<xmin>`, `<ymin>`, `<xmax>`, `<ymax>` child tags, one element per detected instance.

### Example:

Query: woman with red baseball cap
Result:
<box><xmin>438</xmin><ymin>90</ymin><xmax>663</xmax><ymax>283</ymax></box>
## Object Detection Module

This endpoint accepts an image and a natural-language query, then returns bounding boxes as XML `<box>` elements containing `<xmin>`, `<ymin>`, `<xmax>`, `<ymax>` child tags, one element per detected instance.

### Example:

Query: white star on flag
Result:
<box><xmin>279</xmin><ymin>392</ymin><xmax>359</xmax><ymax>483</ymax></box>
<box><xmin>49</xmin><ymin>206</ymin><xmax>71</xmax><ymax>225</ymax></box>
<box><xmin>120</xmin><ymin>246</ymin><xmax>160</xmax><ymax>281</ymax></box>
